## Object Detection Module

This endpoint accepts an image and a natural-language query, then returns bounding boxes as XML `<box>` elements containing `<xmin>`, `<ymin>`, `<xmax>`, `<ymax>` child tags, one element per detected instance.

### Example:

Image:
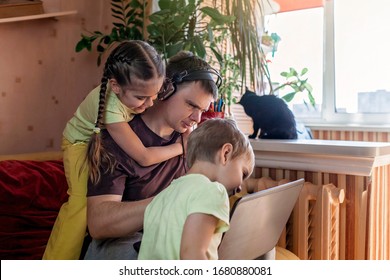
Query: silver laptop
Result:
<box><xmin>218</xmin><ymin>178</ymin><xmax>304</xmax><ymax>260</ymax></box>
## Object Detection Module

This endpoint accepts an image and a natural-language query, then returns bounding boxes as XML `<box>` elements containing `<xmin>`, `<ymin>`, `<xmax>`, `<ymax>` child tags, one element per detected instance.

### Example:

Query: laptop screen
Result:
<box><xmin>218</xmin><ymin>178</ymin><xmax>304</xmax><ymax>260</ymax></box>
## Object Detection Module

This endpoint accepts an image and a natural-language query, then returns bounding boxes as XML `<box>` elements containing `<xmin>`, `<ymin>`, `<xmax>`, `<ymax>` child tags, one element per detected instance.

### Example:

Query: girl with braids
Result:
<box><xmin>43</xmin><ymin>40</ymin><xmax>184</xmax><ymax>260</ymax></box>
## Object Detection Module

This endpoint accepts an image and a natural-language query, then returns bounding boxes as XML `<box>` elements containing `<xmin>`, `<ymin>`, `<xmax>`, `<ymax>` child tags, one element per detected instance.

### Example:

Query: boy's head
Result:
<box><xmin>187</xmin><ymin>118</ymin><xmax>255</xmax><ymax>193</ymax></box>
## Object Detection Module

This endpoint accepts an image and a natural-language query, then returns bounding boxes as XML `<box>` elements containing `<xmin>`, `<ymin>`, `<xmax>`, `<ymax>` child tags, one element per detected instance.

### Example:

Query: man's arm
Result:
<box><xmin>87</xmin><ymin>194</ymin><xmax>153</xmax><ymax>239</ymax></box>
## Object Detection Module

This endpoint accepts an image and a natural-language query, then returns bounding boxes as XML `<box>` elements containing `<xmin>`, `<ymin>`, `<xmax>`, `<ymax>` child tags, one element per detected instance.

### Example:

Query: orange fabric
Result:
<box><xmin>275</xmin><ymin>246</ymin><xmax>300</xmax><ymax>260</ymax></box>
<box><xmin>275</xmin><ymin>0</ymin><xmax>323</xmax><ymax>13</ymax></box>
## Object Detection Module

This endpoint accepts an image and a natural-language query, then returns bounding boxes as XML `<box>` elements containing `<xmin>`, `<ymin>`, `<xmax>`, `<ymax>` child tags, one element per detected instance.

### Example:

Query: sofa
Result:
<box><xmin>0</xmin><ymin>152</ymin><xmax>67</xmax><ymax>260</ymax></box>
<box><xmin>0</xmin><ymin>151</ymin><xmax>298</xmax><ymax>260</ymax></box>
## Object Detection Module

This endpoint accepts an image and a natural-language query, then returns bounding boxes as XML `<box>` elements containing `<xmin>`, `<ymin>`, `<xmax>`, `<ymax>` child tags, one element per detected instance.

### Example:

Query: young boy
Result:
<box><xmin>138</xmin><ymin>118</ymin><xmax>255</xmax><ymax>260</ymax></box>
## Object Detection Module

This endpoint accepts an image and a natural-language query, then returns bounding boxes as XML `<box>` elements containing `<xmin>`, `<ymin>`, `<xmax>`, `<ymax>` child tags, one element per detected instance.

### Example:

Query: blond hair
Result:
<box><xmin>186</xmin><ymin>118</ymin><xmax>253</xmax><ymax>168</ymax></box>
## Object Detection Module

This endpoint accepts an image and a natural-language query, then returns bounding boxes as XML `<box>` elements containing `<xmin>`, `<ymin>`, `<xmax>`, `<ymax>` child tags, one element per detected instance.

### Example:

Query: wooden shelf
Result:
<box><xmin>0</xmin><ymin>10</ymin><xmax>77</xmax><ymax>23</ymax></box>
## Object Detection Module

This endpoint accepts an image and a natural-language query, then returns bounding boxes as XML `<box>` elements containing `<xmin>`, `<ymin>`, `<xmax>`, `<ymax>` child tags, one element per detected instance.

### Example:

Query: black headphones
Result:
<box><xmin>158</xmin><ymin>68</ymin><xmax>222</xmax><ymax>101</ymax></box>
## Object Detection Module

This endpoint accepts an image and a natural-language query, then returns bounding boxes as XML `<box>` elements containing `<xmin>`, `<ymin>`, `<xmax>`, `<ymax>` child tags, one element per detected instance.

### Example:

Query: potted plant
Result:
<box><xmin>75</xmin><ymin>0</ymin><xmax>147</xmax><ymax>66</ymax></box>
<box><xmin>218</xmin><ymin>53</ymin><xmax>241</xmax><ymax>116</ymax></box>
<box><xmin>75</xmin><ymin>0</ymin><xmax>234</xmax><ymax>65</ymax></box>
<box><xmin>74</xmin><ymin>0</ymin><xmax>276</xmax><ymax>115</ymax></box>
<box><xmin>260</xmin><ymin>32</ymin><xmax>316</xmax><ymax>108</ymax></box>
<box><xmin>274</xmin><ymin>67</ymin><xmax>315</xmax><ymax>108</ymax></box>
<box><xmin>146</xmin><ymin>0</ymin><xmax>234</xmax><ymax>63</ymax></box>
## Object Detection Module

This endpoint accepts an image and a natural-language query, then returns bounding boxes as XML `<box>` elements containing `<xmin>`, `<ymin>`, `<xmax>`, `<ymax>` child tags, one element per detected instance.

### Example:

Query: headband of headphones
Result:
<box><xmin>158</xmin><ymin>68</ymin><xmax>222</xmax><ymax>101</ymax></box>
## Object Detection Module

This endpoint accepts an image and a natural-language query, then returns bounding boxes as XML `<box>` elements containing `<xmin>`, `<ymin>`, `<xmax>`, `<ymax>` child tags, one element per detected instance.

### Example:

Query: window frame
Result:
<box><xmin>303</xmin><ymin>0</ymin><xmax>390</xmax><ymax>127</ymax></box>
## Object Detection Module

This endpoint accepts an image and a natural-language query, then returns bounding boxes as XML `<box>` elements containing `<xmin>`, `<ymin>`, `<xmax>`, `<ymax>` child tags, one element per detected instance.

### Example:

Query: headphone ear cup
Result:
<box><xmin>172</xmin><ymin>72</ymin><xmax>183</xmax><ymax>84</ymax></box>
<box><xmin>158</xmin><ymin>82</ymin><xmax>176</xmax><ymax>101</ymax></box>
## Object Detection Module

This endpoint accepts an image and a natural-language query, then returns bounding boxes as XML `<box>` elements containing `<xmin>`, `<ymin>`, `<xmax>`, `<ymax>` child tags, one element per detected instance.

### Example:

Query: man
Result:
<box><xmin>84</xmin><ymin>51</ymin><xmax>220</xmax><ymax>259</ymax></box>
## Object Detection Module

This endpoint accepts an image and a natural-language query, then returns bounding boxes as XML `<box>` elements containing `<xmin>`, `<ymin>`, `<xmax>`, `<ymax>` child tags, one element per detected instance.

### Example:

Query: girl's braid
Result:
<box><xmin>88</xmin><ymin>65</ymin><xmax>115</xmax><ymax>184</ymax></box>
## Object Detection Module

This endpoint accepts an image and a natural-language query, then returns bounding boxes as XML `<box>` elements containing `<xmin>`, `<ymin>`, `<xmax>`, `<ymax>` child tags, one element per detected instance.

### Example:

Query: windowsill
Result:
<box><xmin>0</xmin><ymin>10</ymin><xmax>77</xmax><ymax>23</ymax></box>
<box><xmin>232</xmin><ymin>104</ymin><xmax>390</xmax><ymax>135</ymax></box>
<box><xmin>250</xmin><ymin>139</ymin><xmax>390</xmax><ymax>176</ymax></box>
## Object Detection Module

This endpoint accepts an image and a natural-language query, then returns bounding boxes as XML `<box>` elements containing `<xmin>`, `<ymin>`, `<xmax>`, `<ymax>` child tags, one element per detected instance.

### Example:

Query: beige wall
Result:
<box><xmin>0</xmin><ymin>0</ymin><xmax>112</xmax><ymax>154</ymax></box>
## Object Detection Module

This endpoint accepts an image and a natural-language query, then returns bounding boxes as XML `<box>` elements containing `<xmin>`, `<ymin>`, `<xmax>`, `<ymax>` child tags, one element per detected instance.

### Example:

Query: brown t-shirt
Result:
<box><xmin>87</xmin><ymin>114</ymin><xmax>186</xmax><ymax>201</ymax></box>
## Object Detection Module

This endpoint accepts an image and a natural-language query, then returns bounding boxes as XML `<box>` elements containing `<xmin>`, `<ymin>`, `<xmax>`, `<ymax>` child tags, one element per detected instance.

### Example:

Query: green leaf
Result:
<box><xmin>103</xmin><ymin>35</ymin><xmax>111</xmax><ymax>44</ymax></box>
<box><xmin>301</xmin><ymin>67</ymin><xmax>308</xmax><ymax>76</ymax></box>
<box><xmin>146</xmin><ymin>25</ymin><xmax>159</xmax><ymax>36</ymax></box>
<box><xmin>111</xmin><ymin>3</ymin><xmax>123</xmax><ymax>10</ymax></box>
<box><xmin>124</xmin><ymin>2</ymin><xmax>132</xmax><ymax>11</ymax></box>
<box><xmin>290</xmin><ymin>84</ymin><xmax>300</xmax><ymax>91</ymax></box>
<box><xmin>193</xmin><ymin>36</ymin><xmax>206</xmax><ymax>58</ymax></box>
<box><xmin>172</xmin><ymin>15</ymin><xmax>189</xmax><ymax>28</ymax></box>
<box><xmin>281</xmin><ymin>92</ymin><xmax>296</xmax><ymax>102</ymax></box>
<box><xmin>200</xmin><ymin>7</ymin><xmax>235</xmax><ymax>25</ymax></box>
<box><xmin>308</xmin><ymin>92</ymin><xmax>316</xmax><ymax>107</ymax></box>
<box><xmin>97</xmin><ymin>55</ymin><xmax>102</xmax><ymax>66</ymax></box>
<box><xmin>210</xmin><ymin>46</ymin><xmax>223</xmax><ymax>64</ymax></box>
<box><xmin>125</xmin><ymin>9</ymin><xmax>136</xmax><ymax>19</ymax></box>
<box><xmin>304</xmin><ymin>83</ymin><xmax>313</xmax><ymax>92</ymax></box>
<box><xmin>159</xmin><ymin>0</ymin><xmax>172</xmax><ymax>10</ymax></box>
<box><xmin>75</xmin><ymin>39</ymin><xmax>87</xmax><ymax>52</ymax></box>
<box><xmin>111</xmin><ymin>8</ymin><xmax>123</xmax><ymax>16</ymax></box>
<box><xmin>129</xmin><ymin>0</ymin><xmax>142</xmax><ymax>9</ymax></box>
<box><xmin>113</xmin><ymin>22</ymin><xmax>124</xmax><ymax>28</ymax></box>
<box><xmin>97</xmin><ymin>44</ymin><xmax>105</xmax><ymax>53</ymax></box>
<box><xmin>166</xmin><ymin>42</ymin><xmax>185</xmax><ymax>58</ymax></box>
<box><xmin>290</xmin><ymin>68</ymin><xmax>298</xmax><ymax>76</ymax></box>
<box><xmin>110</xmin><ymin>28</ymin><xmax>119</xmax><ymax>39</ymax></box>
<box><xmin>112</xmin><ymin>14</ymin><xmax>125</xmax><ymax>23</ymax></box>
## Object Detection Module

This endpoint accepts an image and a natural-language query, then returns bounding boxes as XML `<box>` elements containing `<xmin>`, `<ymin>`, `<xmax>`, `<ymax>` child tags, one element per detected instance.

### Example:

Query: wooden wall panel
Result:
<box><xmin>311</xmin><ymin>129</ymin><xmax>390</xmax><ymax>142</ymax></box>
<box><xmin>251</xmin><ymin>164</ymin><xmax>385</xmax><ymax>260</ymax></box>
<box><xmin>368</xmin><ymin>165</ymin><xmax>390</xmax><ymax>259</ymax></box>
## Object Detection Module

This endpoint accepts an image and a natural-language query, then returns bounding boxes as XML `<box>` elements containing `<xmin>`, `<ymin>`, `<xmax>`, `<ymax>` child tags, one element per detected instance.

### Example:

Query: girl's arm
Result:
<box><xmin>106</xmin><ymin>122</ymin><xmax>183</xmax><ymax>166</ymax></box>
<box><xmin>180</xmin><ymin>213</ymin><xmax>218</xmax><ymax>260</ymax></box>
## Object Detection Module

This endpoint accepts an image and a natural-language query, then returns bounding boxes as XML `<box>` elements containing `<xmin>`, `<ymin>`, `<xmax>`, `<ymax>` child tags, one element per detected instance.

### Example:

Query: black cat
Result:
<box><xmin>239</xmin><ymin>89</ymin><xmax>298</xmax><ymax>139</ymax></box>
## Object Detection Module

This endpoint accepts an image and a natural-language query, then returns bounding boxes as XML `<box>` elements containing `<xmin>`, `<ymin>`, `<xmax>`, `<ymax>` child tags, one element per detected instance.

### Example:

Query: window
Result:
<box><xmin>333</xmin><ymin>0</ymin><xmax>390</xmax><ymax>114</ymax></box>
<box><xmin>264</xmin><ymin>7</ymin><xmax>323</xmax><ymax>119</ymax></box>
<box><xmin>264</xmin><ymin>0</ymin><xmax>390</xmax><ymax>126</ymax></box>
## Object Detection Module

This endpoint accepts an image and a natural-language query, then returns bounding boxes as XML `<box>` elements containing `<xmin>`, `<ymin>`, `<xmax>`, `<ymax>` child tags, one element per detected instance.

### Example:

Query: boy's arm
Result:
<box><xmin>180</xmin><ymin>213</ymin><xmax>219</xmax><ymax>260</ymax></box>
<box><xmin>106</xmin><ymin>122</ymin><xmax>183</xmax><ymax>166</ymax></box>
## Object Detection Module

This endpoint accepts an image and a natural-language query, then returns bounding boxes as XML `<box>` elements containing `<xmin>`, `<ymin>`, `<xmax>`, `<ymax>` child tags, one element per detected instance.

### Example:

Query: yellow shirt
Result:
<box><xmin>63</xmin><ymin>85</ymin><xmax>135</xmax><ymax>143</ymax></box>
<box><xmin>139</xmin><ymin>174</ymin><xmax>230</xmax><ymax>260</ymax></box>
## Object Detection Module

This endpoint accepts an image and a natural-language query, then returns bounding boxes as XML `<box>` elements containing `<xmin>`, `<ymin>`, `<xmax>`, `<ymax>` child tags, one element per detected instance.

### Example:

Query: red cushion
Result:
<box><xmin>0</xmin><ymin>160</ymin><xmax>68</xmax><ymax>259</ymax></box>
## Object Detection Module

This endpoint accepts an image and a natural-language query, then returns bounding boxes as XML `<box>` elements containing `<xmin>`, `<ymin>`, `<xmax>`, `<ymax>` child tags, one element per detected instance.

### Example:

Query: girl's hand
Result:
<box><xmin>179</xmin><ymin>126</ymin><xmax>193</xmax><ymax>156</ymax></box>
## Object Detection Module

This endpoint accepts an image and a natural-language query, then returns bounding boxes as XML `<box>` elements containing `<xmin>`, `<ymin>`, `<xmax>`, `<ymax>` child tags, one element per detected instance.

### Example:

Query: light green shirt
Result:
<box><xmin>63</xmin><ymin>85</ymin><xmax>135</xmax><ymax>143</ymax></box>
<box><xmin>138</xmin><ymin>174</ymin><xmax>230</xmax><ymax>260</ymax></box>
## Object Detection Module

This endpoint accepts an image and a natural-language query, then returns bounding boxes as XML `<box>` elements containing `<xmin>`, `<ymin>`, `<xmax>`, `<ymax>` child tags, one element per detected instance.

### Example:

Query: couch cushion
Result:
<box><xmin>0</xmin><ymin>160</ymin><xmax>68</xmax><ymax>259</ymax></box>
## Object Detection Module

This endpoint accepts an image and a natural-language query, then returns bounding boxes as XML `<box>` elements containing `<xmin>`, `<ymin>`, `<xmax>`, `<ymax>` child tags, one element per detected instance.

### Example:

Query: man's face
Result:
<box><xmin>164</xmin><ymin>81</ymin><xmax>214</xmax><ymax>133</ymax></box>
